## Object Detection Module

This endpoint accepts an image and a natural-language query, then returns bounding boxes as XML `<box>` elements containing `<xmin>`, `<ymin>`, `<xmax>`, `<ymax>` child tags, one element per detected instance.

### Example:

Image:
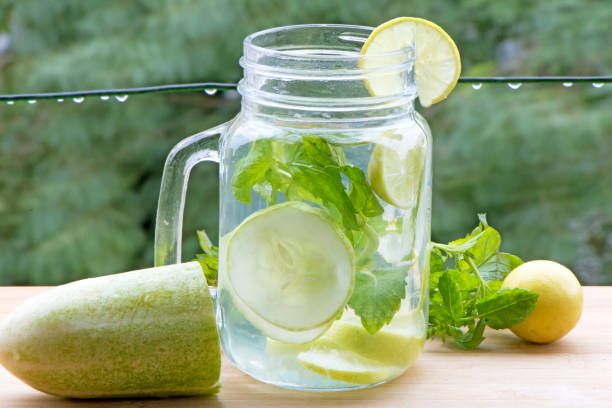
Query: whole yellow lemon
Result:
<box><xmin>502</xmin><ymin>260</ymin><xmax>583</xmax><ymax>343</ymax></box>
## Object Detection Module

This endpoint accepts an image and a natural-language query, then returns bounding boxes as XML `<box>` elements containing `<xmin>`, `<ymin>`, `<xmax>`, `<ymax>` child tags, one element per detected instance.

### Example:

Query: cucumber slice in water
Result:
<box><xmin>225</xmin><ymin>201</ymin><xmax>355</xmax><ymax>343</ymax></box>
<box><xmin>228</xmin><ymin>286</ymin><xmax>335</xmax><ymax>344</ymax></box>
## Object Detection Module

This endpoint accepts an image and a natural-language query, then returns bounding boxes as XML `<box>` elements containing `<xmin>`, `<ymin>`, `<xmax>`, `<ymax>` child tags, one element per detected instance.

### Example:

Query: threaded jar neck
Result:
<box><xmin>238</xmin><ymin>24</ymin><xmax>416</xmax><ymax>123</ymax></box>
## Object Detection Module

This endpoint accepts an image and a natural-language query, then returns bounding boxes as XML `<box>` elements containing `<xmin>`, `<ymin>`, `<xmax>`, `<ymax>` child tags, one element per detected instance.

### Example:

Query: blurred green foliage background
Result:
<box><xmin>1</xmin><ymin>0</ymin><xmax>611</xmax><ymax>285</ymax></box>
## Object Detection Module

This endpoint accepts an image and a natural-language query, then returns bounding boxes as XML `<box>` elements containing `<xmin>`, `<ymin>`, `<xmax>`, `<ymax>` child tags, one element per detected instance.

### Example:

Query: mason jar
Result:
<box><xmin>155</xmin><ymin>24</ymin><xmax>432</xmax><ymax>391</ymax></box>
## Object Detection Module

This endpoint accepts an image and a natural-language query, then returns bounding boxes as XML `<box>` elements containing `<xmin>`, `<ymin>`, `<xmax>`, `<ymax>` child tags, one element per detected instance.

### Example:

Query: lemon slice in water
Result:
<box><xmin>294</xmin><ymin>311</ymin><xmax>425</xmax><ymax>385</ymax></box>
<box><xmin>361</xmin><ymin>17</ymin><xmax>461</xmax><ymax>107</ymax></box>
<box><xmin>367</xmin><ymin>129</ymin><xmax>427</xmax><ymax>209</ymax></box>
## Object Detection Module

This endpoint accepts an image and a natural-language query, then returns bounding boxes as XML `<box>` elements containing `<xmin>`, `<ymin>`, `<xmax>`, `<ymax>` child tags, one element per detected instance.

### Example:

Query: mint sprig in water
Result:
<box><xmin>428</xmin><ymin>215</ymin><xmax>538</xmax><ymax>349</ymax></box>
<box><xmin>231</xmin><ymin>136</ymin><xmax>383</xmax><ymax>235</ymax></box>
<box><xmin>230</xmin><ymin>136</ymin><xmax>403</xmax><ymax>334</ymax></box>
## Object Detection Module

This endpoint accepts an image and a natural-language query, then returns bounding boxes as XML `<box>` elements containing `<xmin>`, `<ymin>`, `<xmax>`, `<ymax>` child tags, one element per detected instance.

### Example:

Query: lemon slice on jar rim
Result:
<box><xmin>360</xmin><ymin>17</ymin><xmax>461</xmax><ymax>107</ymax></box>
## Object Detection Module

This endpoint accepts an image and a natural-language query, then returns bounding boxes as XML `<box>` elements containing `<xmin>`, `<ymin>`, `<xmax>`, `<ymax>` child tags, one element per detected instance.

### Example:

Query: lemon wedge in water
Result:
<box><xmin>293</xmin><ymin>311</ymin><xmax>425</xmax><ymax>385</ymax></box>
<box><xmin>367</xmin><ymin>129</ymin><xmax>427</xmax><ymax>209</ymax></box>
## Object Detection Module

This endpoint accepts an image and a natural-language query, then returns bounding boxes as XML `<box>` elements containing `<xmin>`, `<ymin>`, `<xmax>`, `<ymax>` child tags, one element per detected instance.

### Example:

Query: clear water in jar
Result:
<box><xmin>216</xmin><ymin>122</ymin><xmax>431</xmax><ymax>390</ymax></box>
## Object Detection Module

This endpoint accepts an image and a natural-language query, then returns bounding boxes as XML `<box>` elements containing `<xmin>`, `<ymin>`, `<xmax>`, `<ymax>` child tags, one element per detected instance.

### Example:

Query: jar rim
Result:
<box><xmin>240</xmin><ymin>23</ymin><xmax>415</xmax><ymax>87</ymax></box>
<box><xmin>239</xmin><ymin>24</ymin><xmax>416</xmax><ymax>114</ymax></box>
<box><xmin>243</xmin><ymin>24</ymin><xmax>412</xmax><ymax>62</ymax></box>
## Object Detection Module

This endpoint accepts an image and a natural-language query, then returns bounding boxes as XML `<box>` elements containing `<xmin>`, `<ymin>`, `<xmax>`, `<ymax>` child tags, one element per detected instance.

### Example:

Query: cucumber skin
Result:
<box><xmin>0</xmin><ymin>262</ymin><xmax>221</xmax><ymax>398</ymax></box>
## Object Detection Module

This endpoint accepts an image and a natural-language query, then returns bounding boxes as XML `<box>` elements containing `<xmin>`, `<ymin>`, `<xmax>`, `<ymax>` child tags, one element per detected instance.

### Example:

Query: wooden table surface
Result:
<box><xmin>1</xmin><ymin>286</ymin><xmax>610</xmax><ymax>407</ymax></box>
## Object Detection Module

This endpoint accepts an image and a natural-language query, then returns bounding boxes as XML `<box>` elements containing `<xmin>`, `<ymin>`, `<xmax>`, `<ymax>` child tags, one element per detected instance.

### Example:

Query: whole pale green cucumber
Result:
<box><xmin>0</xmin><ymin>262</ymin><xmax>220</xmax><ymax>398</ymax></box>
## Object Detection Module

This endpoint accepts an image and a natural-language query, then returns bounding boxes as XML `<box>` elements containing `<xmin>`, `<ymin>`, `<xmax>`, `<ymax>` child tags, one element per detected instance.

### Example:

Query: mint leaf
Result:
<box><xmin>302</xmin><ymin>136</ymin><xmax>346</xmax><ymax>167</ymax></box>
<box><xmin>446</xmin><ymin>269</ymin><xmax>480</xmax><ymax>292</ymax></box>
<box><xmin>457</xmin><ymin>226</ymin><xmax>501</xmax><ymax>269</ymax></box>
<box><xmin>252</xmin><ymin>182</ymin><xmax>277</xmax><ymax>205</ymax></box>
<box><xmin>194</xmin><ymin>230</ymin><xmax>219</xmax><ymax>287</ymax></box>
<box><xmin>443</xmin><ymin>216</ymin><xmax>499</xmax><ymax>259</ymax></box>
<box><xmin>427</xmin><ymin>302</ymin><xmax>452</xmax><ymax>340</ymax></box>
<box><xmin>195</xmin><ymin>254</ymin><xmax>218</xmax><ymax>287</ymax></box>
<box><xmin>452</xmin><ymin>319</ymin><xmax>486</xmax><ymax>350</ymax></box>
<box><xmin>438</xmin><ymin>272</ymin><xmax>463</xmax><ymax>321</ymax></box>
<box><xmin>428</xmin><ymin>250</ymin><xmax>445</xmax><ymax>291</ymax></box>
<box><xmin>487</xmin><ymin>280</ymin><xmax>503</xmax><ymax>292</ymax></box>
<box><xmin>342</xmin><ymin>165</ymin><xmax>384</xmax><ymax>218</ymax></box>
<box><xmin>476</xmin><ymin>288</ymin><xmax>538</xmax><ymax>329</ymax></box>
<box><xmin>300</xmin><ymin>136</ymin><xmax>382</xmax><ymax>222</ymax></box>
<box><xmin>231</xmin><ymin>140</ymin><xmax>274</xmax><ymax>204</ymax></box>
<box><xmin>287</xmin><ymin>163</ymin><xmax>359</xmax><ymax>230</ymax></box>
<box><xmin>469</xmin><ymin>227</ymin><xmax>501</xmax><ymax>265</ymax></box>
<box><xmin>478</xmin><ymin>252</ymin><xmax>523</xmax><ymax>282</ymax></box>
<box><xmin>430</xmin><ymin>249</ymin><xmax>445</xmax><ymax>272</ymax></box>
<box><xmin>197</xmin><ymin>230</ymin><xmax>216</xmax><ymax>256</ymax></box>
<box><xmin>447</xmin><ymin>225</ymin><xmax>486</xmax><ymax>252</ymax></box>
<box><xmin>348</xmin><ymin>266</ymin><xmax>408</xmax><ymax>334</ymax></box>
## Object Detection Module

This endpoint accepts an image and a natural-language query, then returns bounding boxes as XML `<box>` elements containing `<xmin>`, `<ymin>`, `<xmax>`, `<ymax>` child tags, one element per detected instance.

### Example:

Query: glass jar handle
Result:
<box><xmin>154</xmin><ymin>123</ymin><xmax>228</xmax><ymax>266</ymax></box>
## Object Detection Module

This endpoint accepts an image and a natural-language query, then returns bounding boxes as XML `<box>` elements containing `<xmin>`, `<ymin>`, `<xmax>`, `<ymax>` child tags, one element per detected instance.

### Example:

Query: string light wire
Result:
<box><xmin>1</xmin><ymin>77</ymin><xmax>610</xmax><ymax>103</ymax></box>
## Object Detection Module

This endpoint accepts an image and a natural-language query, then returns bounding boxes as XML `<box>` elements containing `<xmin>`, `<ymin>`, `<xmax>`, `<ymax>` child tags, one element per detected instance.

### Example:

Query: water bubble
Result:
<box><xmin>562</xmin><ymin>82</ymin><xmax>573</xmax><ymax>88</ymax></box>
<box><xmin>204</xmin><ymin>88</ymin><xmax>218</xmax><ymax>95</ymax></box>
<box><xmin>6</xmin><ymin>100</ymin><xmax>14</xmax><ymax>105</ymax></box>
<box><xmin>100</xmin><ymin>95</ymin><xmax>110</xmax><ymax>101</ymax></box>
<box><xmin>471</xmin><ymin>83</ymin><xmax>482</xmax><ymax>90</ymax></box>
<box><xmin>592</xmin><ymin>82</ymin><xmax>604</xmax><ymax>88</ymax></box>
<box><xmin>28</xmin><ymin>100</ymin><xmax>37</xmax><ymax>104</ymax></box>
<box><xmin>57</xmin><ymin>98</ymin><xmax>64</xmax><ymax>103</ymax></box>
<box><xmin>115</xmin><ymin>95</ymin><xmax>128</xmax><ymax>102</ymax></box>
<box><xmin>508</xmin><ymin>83</ymin><xmax>522</xmax><ymax>90</ymax></box>
<box><xmin>72</xmin><ymin>97</ymin><xmax>84</xmax><ymax>104</ymax></box>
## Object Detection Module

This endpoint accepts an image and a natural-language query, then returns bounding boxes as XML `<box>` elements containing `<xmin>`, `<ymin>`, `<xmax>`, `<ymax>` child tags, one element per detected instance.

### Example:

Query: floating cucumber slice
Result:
<box><xmin>228</xmin><ymin>283</ymin><xmax>334</xmax><ymax>344</ymax></box>
<box><xmin>225</xmin><ymin>201</ymin><xmax>355</xmax><ymax>342</ymax></box>
<box><xmin>220</xmin><ymin>234</ymin><xmax>334</xmax><ymax>344</ymax></box>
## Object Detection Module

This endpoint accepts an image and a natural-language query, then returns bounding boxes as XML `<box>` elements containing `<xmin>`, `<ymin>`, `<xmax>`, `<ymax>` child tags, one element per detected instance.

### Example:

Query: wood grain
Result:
<box><xmin>1</xmin><ymin>286</ymin><xmax>611</xmax><ymax>407</ymax></box>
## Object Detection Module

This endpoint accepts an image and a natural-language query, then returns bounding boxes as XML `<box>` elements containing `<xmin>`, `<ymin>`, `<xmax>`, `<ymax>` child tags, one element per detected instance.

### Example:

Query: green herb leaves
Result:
<box><xmin>231</xmin><ymin>137</ymin><xmax>383</xmax><ymax>234</ymax></box>
<box><xmin>475</xmin><ymin>288</ymin><xmax>538</xmax><ymax>329</ymax></box>
<box><xmin>428</xmin><ymin>214</ymin><xmax>538</xmax><ymax>349</ymax></box>
<box><xmin>231</xmin><ymin>140</ymin><xmax>274</xmax><ymax>204</ymax></box>
<box><xmin>438</xmin><ymin>272</ymin><xmax>463</xmax><ymax>320</ymax></box>
<box><xmin>194</xmin><ymin>230</ymin><xmax>219</xmax><ymax>287</ymax></box>
<box><xmin>231</xmin><ymin>136</ymin><xmax>399</xmax><ymax>334</ymax></box>
<box><xmin>348</xmin><ymin>266</ymin><xmax>409</xmax><ymax>334</ymax></box>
